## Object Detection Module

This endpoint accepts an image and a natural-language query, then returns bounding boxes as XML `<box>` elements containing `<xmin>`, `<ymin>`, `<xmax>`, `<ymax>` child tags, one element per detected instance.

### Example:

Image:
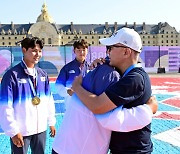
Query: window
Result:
<box><xmin>92</xmin><ymin>41</ymin><xmax>94</xmax><ymax>44</ymax></box>
<box><xmin>42</xmin><ymin>38</ymin><xmax>45</xmax><ymax>43</ymax></box>
<box><xmin>176</xmin><ymin>40</ymin><xmax>178</xmax><ymax>43</ymax></box>
<box><xmin>148</xmin><ymin>41</ymin><xmax>150</xmax><ymax>44</ymax></box>
<box><xmin>2</xmin><ymin>37</ymin><xmax>4</xmax><ymax>40</ymax></box>
<box><xmin>2</xmin><ymin>42</ymin><xmax>5</xmax><ymax>45</ymax></box>
<box><xmin>61</xmin><ymin>42</ymin><xmax>63</xmax><ymax>45</ymax></box>
<box><xmin>104</xmin><ymin>36</ymin><xmax>106</xmax><ymax>38</ymax></box>
<box><xmin>171</xmin><ymin>40</ymin><xmax>173</xmax><ymax>43</ymax></box>
<box><xmin>9</xmin><ymin>37</ymin><xmax>11</xmax><ymax>40</ymax></box>
<box><xmin>162</xmin><ymin>40</ymin><xmax>163</xmax><ymax>43</ymax></box>
<box><xmin>153</xmin><ymin>35</ymin><xmax>155</xmax><ymax>38</ymax></box>
<box><xmin>68</xmin><ymin>36</ymin><xmax>70</xmax><ymax>39</ymax></box>
<box><xmin>48</xmin><ymin>38</ymin><xmax>52</xmax><ymax>44</ymax></box>
<box><xmin>148</xmin><ymin>36</ymin><xmax>150</xmax><ymax>38</ymax></box>
<box><xmin>143</xmin><ymin>41</ymin><xmax>145</xmax><ymax>44</ymax></box>
<box><xmin>166</xmin><ymin>40</ymin><xmax>168</xmax><ymax>43</ymax></box>
<box><xmin>15</xmin><ymin>37</ymin><xmax>17</xmax><ymax>39</ymax></box>
<box><xmin>61</xmin><ymin>36</ymin><xmax>63</xmax><ymax>39</ymax></box>
<box><xmin>99</xmin><ymin>36</ymin><xmax>101</xmax><ymax>39</ymax></box>
<box><xmin>85</xmin><ymin>36</ymin><xmax>87</xmax><ymax>39</ymax></box>
<box><xmin>143</xmin><ymin>36</ymin><xmax>145</xmax><ymax>38</ymax></box>
<box><xmin>9</xmin><ymin>42</ymin><xmax>11</xmax><ymax>45</ymax></box>
<box><xmin>92</xmin><ymin>36</ymin><xmax>94</xmax><ymax>39</ymax></box>
<box><xmin>161</xmin><ymin>35</ymin><xmax>163</xmax><ymax>38</ymax></box>
<box><xmin>166</xmin><ymin>35</ymin><xmax>168</xmax><ymax>38</ymax></box>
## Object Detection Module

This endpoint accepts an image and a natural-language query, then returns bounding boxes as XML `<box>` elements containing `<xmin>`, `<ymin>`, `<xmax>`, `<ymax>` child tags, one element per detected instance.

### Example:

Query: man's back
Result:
<box><xmin>52</xmin><ymin>64</ymin><xmax>119</xmax><ymax>154</ymax></box>
<box><xmin>82</xmin><ymin>64</ymin><xmax>119</xmax><ymax>95</ymax></box>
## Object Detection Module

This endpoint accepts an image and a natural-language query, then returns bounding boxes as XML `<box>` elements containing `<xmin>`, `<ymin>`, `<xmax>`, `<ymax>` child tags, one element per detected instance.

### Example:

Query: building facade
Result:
<box><xmin>0</xmin><ymin>3</ymin><xmax>179</xmax><ymax>47</ymax></box>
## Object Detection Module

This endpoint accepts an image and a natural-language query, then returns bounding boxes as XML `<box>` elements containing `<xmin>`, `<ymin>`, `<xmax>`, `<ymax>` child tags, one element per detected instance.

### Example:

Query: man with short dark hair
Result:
<box><xmin>56</xmin><ymin>39</ymin><xmax>89</xmax><ymax>97</ymax></box>
<box><xmin>0</xmin><ymin>37</ymin><xmax>56</xmax><ymax>154</ymax></box>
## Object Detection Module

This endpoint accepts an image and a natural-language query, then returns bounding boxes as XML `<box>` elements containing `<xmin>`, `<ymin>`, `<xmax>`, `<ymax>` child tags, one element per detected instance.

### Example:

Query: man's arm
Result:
<box><xmin>72</xmin><ymin>75</ymin><xmax>116</xmax><ymax>114</ymax></box>
<box><xmin>46</xmin><ymin>76</ymin><xmax>56</xmax><ymax>136</ymax></box>
<box><xmin>55</xmin><ymin>67</ymin><xmax>69</xmax><ymax>97</ymax></box>
<box><xmin>96</xmin><ymin>96</ymin><xmax>158</xmax><ymax>132</ymax></box>
<box><xmin>0</xmin><ymin>74</ymin><xmax>20</xmax><ymax>137</ymax></box>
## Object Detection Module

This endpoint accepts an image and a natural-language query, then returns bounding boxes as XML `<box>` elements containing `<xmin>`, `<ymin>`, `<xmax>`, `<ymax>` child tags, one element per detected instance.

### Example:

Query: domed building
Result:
<box><xmin>0</xmin><ymin>2</ymin><xmax>179</xmax><ymax>47</ymax></box>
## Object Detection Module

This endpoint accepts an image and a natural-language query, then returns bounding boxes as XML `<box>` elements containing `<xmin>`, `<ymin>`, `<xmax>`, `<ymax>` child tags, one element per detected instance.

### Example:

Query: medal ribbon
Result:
<box><xmin>21</xmin><ymin>61</ymin><xmax>38</xmax><ymax>97</ymax></box>
<box><xmin>28</xmin><ymin>75</ymin><xmax>38</xmax><ymax>97</ymax></box>
<box><xmin>122</xmin><ymin>63</ymin><xmax>142</xmax><ymax>78</ymax></box>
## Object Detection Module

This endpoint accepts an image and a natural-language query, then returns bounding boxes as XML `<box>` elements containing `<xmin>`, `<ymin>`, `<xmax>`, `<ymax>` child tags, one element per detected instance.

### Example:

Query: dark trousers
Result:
<box><xmin>11</xmin><ymin>131</ymin><xmax>46</xmax><ymax>154</ymax></box>
<box><xmin>52</xmin><ymin>149</ymin><xmax>58</xmax><ymax>154</ymax></box>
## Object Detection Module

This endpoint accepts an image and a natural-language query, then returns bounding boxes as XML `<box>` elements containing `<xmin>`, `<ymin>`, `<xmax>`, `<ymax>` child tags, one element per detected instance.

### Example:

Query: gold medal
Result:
<box><xmin>32</xmin><ymin>96</ymin><xmax>40</xmax><ymax>105</ymax></box>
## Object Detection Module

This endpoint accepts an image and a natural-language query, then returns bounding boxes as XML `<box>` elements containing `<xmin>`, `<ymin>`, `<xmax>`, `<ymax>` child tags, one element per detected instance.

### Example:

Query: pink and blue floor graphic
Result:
<box><xmin>0</xmin><ymin>75</ymin><xmax>180</xmax><ymax>153</ymax></box>
<box><xmin>150</xmin><ymin>76</ymin><xmax>180</xmax><ymax>153</ymax></box>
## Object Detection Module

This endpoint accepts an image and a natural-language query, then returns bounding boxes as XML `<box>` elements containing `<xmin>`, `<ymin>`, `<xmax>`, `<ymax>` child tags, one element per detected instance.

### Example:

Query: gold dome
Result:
<box><xmin>36</xmin><ymin>2</ymin><xmax>54</xmax><ymax>23</ymax></box>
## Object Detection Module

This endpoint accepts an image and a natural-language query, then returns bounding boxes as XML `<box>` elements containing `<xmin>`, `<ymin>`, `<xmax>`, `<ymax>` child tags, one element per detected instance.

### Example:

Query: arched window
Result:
<box><xmin>48</xmin><ymin>38</ymin><xmax>52</xmax><ymax>44</ymax></box>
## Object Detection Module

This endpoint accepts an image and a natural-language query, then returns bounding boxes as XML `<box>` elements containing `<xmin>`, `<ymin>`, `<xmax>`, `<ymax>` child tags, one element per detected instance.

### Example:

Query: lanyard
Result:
<box><xmin>122</xmin><ymin>63</ymin><xmax>142</xmax><ymax>78</ymax></box>
<box><xmin>79</xmin><ymin>61</ymin><xmax>88</xmax><ymax>77</ymax></box>
<box><xmin>21</xmin><ymin>61</ymin><xmax>38</xmax><ymax>97</ymax></box>
<box><xmin>28</xmin><ymin>75</ymin><xmax>38</xmax><ymax>97</ymax></box>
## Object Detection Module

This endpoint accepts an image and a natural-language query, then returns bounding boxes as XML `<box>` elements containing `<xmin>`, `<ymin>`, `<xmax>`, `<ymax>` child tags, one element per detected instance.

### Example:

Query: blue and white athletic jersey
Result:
<box><xmin>56</xmin><ymin>58</ymin><xmax>89</xmax><ymax>97</ymax></box>
<box><xmin>0</xmin><ymin>61</ymin><xmax>56</xmax><ymax>137</ymax></box>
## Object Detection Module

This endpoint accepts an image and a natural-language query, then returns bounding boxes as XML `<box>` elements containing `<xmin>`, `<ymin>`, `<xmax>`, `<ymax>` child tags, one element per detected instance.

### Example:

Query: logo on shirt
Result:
<box><xmin>40</xmin><ymin>77</ymin><xmax>46</xmax><ymax>82</ymax></box>
<box><xmin>18</xmin><ymin>79</ymin><xmax>27</xmax><ymax>83</ymax></box>
<box><xmin>69</xmin><ymin>70</ymin><xmax>75</xmax><ymax>73</ymax></box>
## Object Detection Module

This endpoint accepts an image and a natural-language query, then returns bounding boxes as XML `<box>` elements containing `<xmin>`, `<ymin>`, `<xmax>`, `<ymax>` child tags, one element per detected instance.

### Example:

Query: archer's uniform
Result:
<box><xmin>56</xmin><ymin>58</ymin><xmax>89</xmax><ymax>97</ymax></box>
<box><xmin>0</xmin><ymin>61</ymin><xmax>56</xmax><ymax>137</ymax></box>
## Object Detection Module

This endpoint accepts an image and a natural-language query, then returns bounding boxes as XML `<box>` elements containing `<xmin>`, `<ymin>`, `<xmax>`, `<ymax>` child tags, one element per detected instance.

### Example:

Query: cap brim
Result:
<box><xmin>99</xmin><ymin>37</ymin><xmax>119</xmax><ymax>46</ymax></box>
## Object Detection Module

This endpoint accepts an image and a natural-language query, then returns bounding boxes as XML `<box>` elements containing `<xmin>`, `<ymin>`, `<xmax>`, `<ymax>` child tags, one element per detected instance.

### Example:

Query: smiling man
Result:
<box><xmin>0</xmin><ymin>37</ymin><xmax>56</xmax><ymax>154</ymax></box>
<box><xmin>72</xmin><ymin>28</ymin><xmax>153</xmax><ymax>154</ymax></box>
<box><xmin>55</xmin><ymin>39</ymin><xmax>89</xmax><ymax>98</ymax></box>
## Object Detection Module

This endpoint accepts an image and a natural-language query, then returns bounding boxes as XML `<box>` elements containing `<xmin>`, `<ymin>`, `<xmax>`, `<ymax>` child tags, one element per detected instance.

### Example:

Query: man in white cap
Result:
<box><xmin>72</xmin><ymin>27</ymin><xmax>153</xmax><ymax>153</ymax></box>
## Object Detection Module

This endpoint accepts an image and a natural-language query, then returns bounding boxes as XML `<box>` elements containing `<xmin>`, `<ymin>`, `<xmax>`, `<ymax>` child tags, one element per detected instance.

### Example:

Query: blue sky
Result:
<box><xmin>1</xmin><ymin>0</ymin><xmax>180</xmax><ymax>31</ymax></box>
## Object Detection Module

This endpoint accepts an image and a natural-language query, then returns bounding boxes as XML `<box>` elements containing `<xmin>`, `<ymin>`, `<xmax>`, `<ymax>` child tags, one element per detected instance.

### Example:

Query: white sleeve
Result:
<box><xmin>95</xmin><ymin>104</ymin><xmax>153</xmax><ymax>132</ymax></box>
<box><xmin>47</xmin><ymin>92</ymin><xmax>56</xmax><ymax>126</ymax></box>
<box><xmin>55</xmin><ymin>83</ymin><xmax>69</xmax><ymax>97</ymax></box>
<box><xmin>0</xmin><ymin>104</ymin><xmax>20</xmax><ymax>137</ymax></box>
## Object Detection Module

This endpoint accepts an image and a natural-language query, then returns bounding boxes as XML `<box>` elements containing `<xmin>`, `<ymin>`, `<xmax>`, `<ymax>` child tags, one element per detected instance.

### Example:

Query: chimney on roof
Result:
<box><xmin>125</xmin><ymin>22</ymin><xmax>128</xmax><ymax>27</ymax></box>
<box><xmin>105</xmin><ymin>22</ymin><xmax>108</xmax><ymax>30</ymax></box>
<box><xmin>71</xmin><ymin>22</ymin><xmax>74</xmax><ymax>32</ymax></box>
<box><xmin>143</xmin><ymin>22</ymin><xmax>146</xmax><ymax>31</ymax></box>
<box><xmin>114</xmin><ymin>22</ymin><xmax>117</xmax><ymax>31</ymax></box>
<box><xmin>11</xmin><ymin>21</ymin><xmax>14</xmax><ymax>30</ymax></box>
<box><xmin>134</xmin><ymin>22</ymin><xmax>136</xmax><ymax>30</ymax></box>
<box><xmin>158</xmin><ymin>22</ymin><xmax>162</xmax><ymax>29</ymax></box>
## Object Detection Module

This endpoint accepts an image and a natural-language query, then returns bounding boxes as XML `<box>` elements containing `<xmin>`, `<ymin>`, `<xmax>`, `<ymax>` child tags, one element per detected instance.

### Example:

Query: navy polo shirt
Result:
<box><xmin>56</xmin><ymin>59</ymin><xmax>88</xmax><ymax>87</ymax></box>
<box><xmin>105</xmin><ymin>67</ymin><xmax>153</xmax><ymax>153</ymax></box>
<box><xmin>82</xmin><ymin>64</ymin><xmax>119</xmax><ymax>95</ymax></box>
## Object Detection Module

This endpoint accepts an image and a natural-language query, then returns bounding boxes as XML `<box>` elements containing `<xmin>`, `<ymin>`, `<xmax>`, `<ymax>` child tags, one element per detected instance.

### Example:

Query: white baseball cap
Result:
<box><xmin>99</xmin><ymin>27</ymin><xmax>142</xmax><ymax>53</ymax></box>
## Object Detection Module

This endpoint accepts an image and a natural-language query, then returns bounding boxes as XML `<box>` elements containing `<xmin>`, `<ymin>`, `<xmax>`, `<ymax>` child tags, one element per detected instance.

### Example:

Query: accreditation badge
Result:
<box><xmin>32</xmin><ymin>96</ymin><xmax>41</xmax><ymax>105</ymax></box>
